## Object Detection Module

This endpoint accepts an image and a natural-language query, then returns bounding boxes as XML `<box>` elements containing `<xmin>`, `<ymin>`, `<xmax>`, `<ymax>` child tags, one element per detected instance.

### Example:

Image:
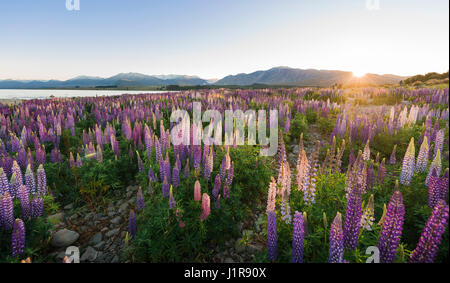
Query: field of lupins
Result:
<box><xmin>0</xmin><ymin>86</ymin><xmax>448</xmax><ymax>263</ymax></box>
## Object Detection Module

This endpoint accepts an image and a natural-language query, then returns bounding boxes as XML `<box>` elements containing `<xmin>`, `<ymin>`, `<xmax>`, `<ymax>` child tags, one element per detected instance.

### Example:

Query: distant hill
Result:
<box><xmin>0</xmin><ymin>67</ymin><xmax>410</xmax><ymax>89</ymax></box>
<box><xmin>0</xmin><ymin>72</ymin><xmax>209</xmax><ymax>89</ymax></box>
<box><xmin>401</xmin><ymin>71</ymin><xmax>449</xmax><ymax>85</ymax></box>
<box><xmin>214</xmin><ymin>67</ymin><xmax>407</xmax><ymax>87</ymax></box>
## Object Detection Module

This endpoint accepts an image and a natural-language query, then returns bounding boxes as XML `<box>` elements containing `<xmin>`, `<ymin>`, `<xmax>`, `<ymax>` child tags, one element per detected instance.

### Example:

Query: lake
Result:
<box><xmin>0</xmin><ymin>89</ymin><xmax>175</xmax><ymax>100</ymax></box>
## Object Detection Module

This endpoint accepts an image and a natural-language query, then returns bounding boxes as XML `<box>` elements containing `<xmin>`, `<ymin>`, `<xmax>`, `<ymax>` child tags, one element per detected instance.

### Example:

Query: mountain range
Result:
<box><xmin>0</xmin><ymin>67</ymin><xmax>407</xmax><ymax>89</ymax></box>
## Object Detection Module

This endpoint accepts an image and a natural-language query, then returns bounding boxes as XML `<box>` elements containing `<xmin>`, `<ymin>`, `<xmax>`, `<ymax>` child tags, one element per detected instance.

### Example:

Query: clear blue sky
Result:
<box><xmin>0</xmin><ymin>0</ymin><xmax>448</xmax><ymax>80</ymax></box>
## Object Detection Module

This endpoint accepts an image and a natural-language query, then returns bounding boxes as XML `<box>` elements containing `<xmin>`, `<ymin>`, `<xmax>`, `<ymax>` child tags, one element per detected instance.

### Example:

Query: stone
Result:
<box><xmin>50</xmin><ymin>229</ymin><xmax>80</xmax><ymax>248</ymax></box>
<box><xmin>64</xmin><ymin>203</ymin><xmax>74</xmax><ymax>210</ymax></box>
<box><xmin>247</xmin><ymin>244</ymin><xmax>263</xmax><ymax>254</ymax></box>
<box><xmin>94</xmin><ymin>241</ymin><xmax>106</xmax><ymax>250</ymax></box>
<box><xmin>105</xmin><ymin>228</ymin><xmax>119</xmax><ymax>238</ymax></box>
<box><xmin>90</xmin><ymin>232</ymin><xmax>102</xmax><ymax>245</ymax></box>
<box><xmin>80</xmin><ymin>246</ymin><xmax>98</xmax><ymax>262</ymax></box>
<box><xmin>118</xmin><ymin>202</ymin><xmax>128</xmax><ymax>214</ymax></box>
<box><xmin>111</xmin><ymin>216</ymin><xmax>122</xmax><ymax>225</ymax></box>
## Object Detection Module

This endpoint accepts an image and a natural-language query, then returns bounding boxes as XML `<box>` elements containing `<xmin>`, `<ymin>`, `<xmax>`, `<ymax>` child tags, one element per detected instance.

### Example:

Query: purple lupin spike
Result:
<box><xmin>378</xmin><ymin>188</ymin><xmax>405</xmax><ymax>263</ymax></box>
<box><xmin>410</xmin><ymin>200</ymin><xmax>449</xmax><ymax>263</ymax></box>
<box><xmin>11</xmin><ymin>219</ymin><xmax>25</xmax><ymax>257</ymax></box>
<box><xmin>291</xmin><ymin>211</ymin><xmax>304</xmax><ymax>263</ymax></box>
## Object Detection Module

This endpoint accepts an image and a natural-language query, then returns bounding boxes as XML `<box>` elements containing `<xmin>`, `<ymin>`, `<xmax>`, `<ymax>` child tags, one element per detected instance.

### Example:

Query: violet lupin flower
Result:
<box><xmin>428</xmin><ymin>169</ymin><xmax>441</xmax><ymax>209</ymax></box>
<box><xmin>329</xmin><ymin>212</ymin><xmax>344</xmax><ymax>263</ymax></box>
<box><xmin>212</xmin><ymin>174</ymin><xmax>221</xmax><ymax>200</ymax></box>
<box><xmin>0</xmin><ymin>168</ymin><xmax>11</xmax><ymax>196</ymax></box>
<box><xmin>24</xmin><ymin>164</ymin><xmax>35</xmax><ymax>195</ymax></box>
<box><xmin>0</xmin><ymin>192</ymin><xmax>14</xmax><ymax>230</ymax></box>
<box><xmin>434</xmin><ymin>129</ymin><xmax>444</xmax><ymax>159</ymax></box>
<box><xmin>399</xmin><ymin>138</ymin><xmax>415</xmax><ymax>186</ymax></box>
<box><xmin>280</xmin><ymin>200</ymin><xmax>292</xmax><ymax>224</ymax></box>
<box><xmin>36</xmin><ymin>164</ymin><xmax>46</xmax><ymax>195</ymax></box>
<box><xmin>162</xmin><ymin>176</ymin><xmax>170</xmax><ymax>198</ymax></box>
<box><xmin>439</xmin><ymin>169</ymin><xmax>449</xmax><ymax>202</ymax></box>
<box><xmin>291</xmin><ymin>211</ymin><xmax>304</xmax><ymax>263</ymax></box>
<box><xmin>227</xmin><ymin>161</ymin><xmax>234</xmax><ymax>187</ymax></box>
<box><xmin>136</xmin><ymin>187</ymin><xmax>145</xmax><ymax>211</ymax></box>
<box><xmin>11</xmin><ymin>219</ymin><xmax>25</xmax><ymax>257</ymax></box>
<box><xmin>389</xmin><ymin>145</ymin><xmax>397</xmax><ymax>165</ymax></box>
<box><xmin>378</xmin><ymin>188</ymin><xmax>405</xmax><ymax>263</ymax></box>
<box><xmin>148</xmin><ymin>166</ymin><xmax>156</xmax><ymax>183</ymax></box>
<box><xmin>172</xmin><ymin>166</ymin><xmax>180</xmax><ymax>188</ymax></box>
<box><xmin>128</xmin><ymin>209</ymin><xmax>137</xmax><ymax>239</ymax></box>
<box><xmin>410</xmin><ymin>200</ymin><xmax>449</xmax><ymax>263</ymax></box>
<box><xmin>214</xmin><ymin>194</ymin><xmax>221</xmax><ymax>209</ymax></box>
<box><xmin>416</xmin><ymin>136</ymin><xmax>429</xmax><ymax>173</ymax></box>
<box><xmin>267</xmin><ymin>210</ymin><xmax>278</xmax><ymax>261</ymax></box>
<box><xmin>426</xmin><ymin>149</ymin><xmax>441</xmax><ymax>186</ymax></box>
<box><xmin>343</xmin><ymin>185</ymin><xmax>362</xmax><ymax>251</ymax></box>
<box><xmin>31</xmin><ymin>195</ymin><xmax>43</xmax><ymax>218</ymax></box>
<box><xmin>18</xmin><ymin>185</ymin><xmax>30</xmax><ymax>220</ymax></box>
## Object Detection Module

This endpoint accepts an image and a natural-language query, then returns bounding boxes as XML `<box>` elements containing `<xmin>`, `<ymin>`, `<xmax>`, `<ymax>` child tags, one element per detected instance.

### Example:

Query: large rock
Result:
<box><xmin>111</xmin><ymin>216</ymin><xmax>122</xmax><ymax>225</ymax></box>
<box><xmin>80</xmin><ymin>246</ymin><xmax>98</xmax><ymax>262</ymax></box>
<box><xmin>51</xmin><ymin>229</ymin><xmax>80</xmax><ymax>248</ymax></box>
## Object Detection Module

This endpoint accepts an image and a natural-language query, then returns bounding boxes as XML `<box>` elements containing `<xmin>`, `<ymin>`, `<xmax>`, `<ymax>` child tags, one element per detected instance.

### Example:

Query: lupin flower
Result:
<box><xmin>329</xmin><ymin>212</ymin><xmax>344</xmax><ymax>263</ymax></box>
<box><xmin>303</xmin><ymin>211</ymin><xmax>308</xmax><ymax>237</ymax></box>
<box><xmin>377</xmin><ymin>158</ymin><xmax>386</xmax><ymax>184</ymax></box>
<box><xmin>200</xmin><ymin>193</ymin><xmax>211</xmax><ymax>221</ymax></box>
<box><xmin>76</xmin><ymin>153</ymin><xmax>83</xmax><ymax>167</ymax></box>
<box><xmin>183</xmin><ymin>158</ymin><xmax>190</xmax><ymax>178</ymax></box>
<box><xmin>24</xmin><ymin>164</ymin><xmax>35</xmax><ymax>195</ymax></box>
<box><xmin>378</xmin><ymin>188</ymin><xmax>405</xmax><ymax>263</ymax></box>
<box><xmin>434</xmin><ymin>129</ymin><xmax>444</xmax><ymax>159</ymax></box>
<box><xmin>416</xmin><ymin>136</ymin><xmax>429</xmax><ymax>173</ymax></box>
<box><xmin>291</xmin><ymin>211</ymin><xmax>304</xmax><ymax>263</ymax></box>
<box><xmin>31</xmin><ymin>195</ymin><xmax>43</xmax><ymax>218</ymax></box>
<box><xmin>69</xmin><ymin>152</ymin><xmax>75</xmax><ymax>168</ymax></box>
<box><xmin>343</xmin><ymin>185</ymin><xmax>362</xmax><ymax>250</ymax></box>
<box><xmin>410</xmin><ymin>200</ymin><xmax>449</xmax><ymax>263</ymax></box>
<box><xmin>136</xmin><ymin>187</ymin><xmax>145</xmax><ymax>211</ymax></box>
<box><xmin>227</xmin><ymin>161</ymin><xmax>234</xmax><ymax>187</ymax></box>
<box><xmin>0</xmin><ymin>168</ymin><xmax>11</xmax><ymax>196</ymax></box>
<box><xmin>128</xmin><ymin>209</ymin><xmax>137</xmax><ymax>239</ymax></box>
<box><xmin>428</xmin><ymin>168</ymin><xmax>442</xmax><ymax>209</ymax></box>
<box><xmin>280</xmin><ymin>200</ymin><xmax>292</xmax><ymax>224</ymax></box>
<box><xmin>366</xmin><ymin>163</ymin><xmax>374</xmax><ymax>191</ymax></box>
<box><xmin>296</xmin><ymin>149</ymin><xmax>309</xmax><ymax>192</ymax></box>
<box><xmin>220</xmin><ymin>156</ymin><xmax>227</xmax><ymax>181</ymax></box>
<box><xmin>267</xmin><ymin>210</ymin><xmax>278</xmax><ymax>261</ymax></box>
<box><xmin>304</xmin><ymin>141</ymin><xmax>320</xmax><ymax>205</ymax></box>
<box><xmin>162</xmin><ymin>176</ymin><xmax>170</xmax><ymax>198</ymax></box>
<box><xmin>11</xmin><ymin>219</ymin><xmax>25</xmax><ymax>257</ymax></box>
<box><xmin>266</xmin><ymin>177</ymin><xmax>277</xmax><ymax>213</ymax></box>
<box><xmin>212</xmin><ymin>174</ymin><xmax>221</xmax><ymax>200</ymax></box>
<box><xmin>360</xmin><ymin>195</ymin><xmax>375</xmax><ymax>231</ymax></box>
<box><xmin>96</xmin><ymin>144</ymin><xmax>103</xmax><ymax>163</ymax></box>
<box><xmin>194</xmin><ymin>180</ymin><xmax>201</xmax><ymax>201</ymax></box>
<box><xmin>0</xmin><ymin>192</ymin><xmax>14</xmax><ymax>230</ymax></box>
<box><xmin>169</xmin><ymin>185</ymin><xmax>176</xmax><ymax>209</ymax></box>
<box><xmin>172</xmin><ymin>165</ymin><xmax>180</xmax><ymax>188</ymax></box>
<box><xmin>36</xmin><ymin>164</ymin><xmax>46</xmax><ymax>195</ymax></box>
<box><xmin>399</xmin><ymin>138</ymin><xmax>415</xmax><ymax>186</ymax></box>
<box><xmin>426</xmin><ymin>149</ymin><xmax>441</xmax><ymax>186</ymax></box>
<box><xmin>18</xmin><ymin>185</ymin><xmax>30</xmax><ymax>220</ymax></box>
<box><xmin>389</xmin><ymin>145</ymin><xmax>397</xmax><ymax>165</ymax></box>
<box><xmin>362</xmin><ymin>139</ymin><xmax>370</xmax><ymax>161</ymax></box>
<box><xmin>439</xmin><ymin>169</ymin><xmax>449</xmax><ymax>202</ymax></box>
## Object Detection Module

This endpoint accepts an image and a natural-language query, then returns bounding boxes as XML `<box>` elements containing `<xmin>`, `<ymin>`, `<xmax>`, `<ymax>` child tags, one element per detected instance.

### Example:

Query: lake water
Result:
<box><xmin>0</xmin><ymin>89</ymin><xmax>175</xmax><ymax>100</ymax></box>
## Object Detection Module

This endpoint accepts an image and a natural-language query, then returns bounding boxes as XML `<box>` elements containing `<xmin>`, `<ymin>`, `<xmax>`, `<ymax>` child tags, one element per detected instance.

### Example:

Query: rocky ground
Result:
<box><xmin>46</xmin><ymin>184</ymin><xmax>267</xmax><ymax>263</ymax></box>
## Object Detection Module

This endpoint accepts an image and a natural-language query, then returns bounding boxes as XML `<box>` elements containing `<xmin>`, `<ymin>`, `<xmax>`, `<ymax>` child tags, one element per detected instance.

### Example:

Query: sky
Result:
<box><xmin>0</xmin><ymin>0</ymin><xmax>448</xmax><ymax>80</ymax></box>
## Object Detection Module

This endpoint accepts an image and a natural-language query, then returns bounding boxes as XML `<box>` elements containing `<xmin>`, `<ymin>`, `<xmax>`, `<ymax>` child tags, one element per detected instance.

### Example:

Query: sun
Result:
<box><xmin>352</xmin><ymin>70</ymin><xmax>367</xmax><ymax>78</ymax></box>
